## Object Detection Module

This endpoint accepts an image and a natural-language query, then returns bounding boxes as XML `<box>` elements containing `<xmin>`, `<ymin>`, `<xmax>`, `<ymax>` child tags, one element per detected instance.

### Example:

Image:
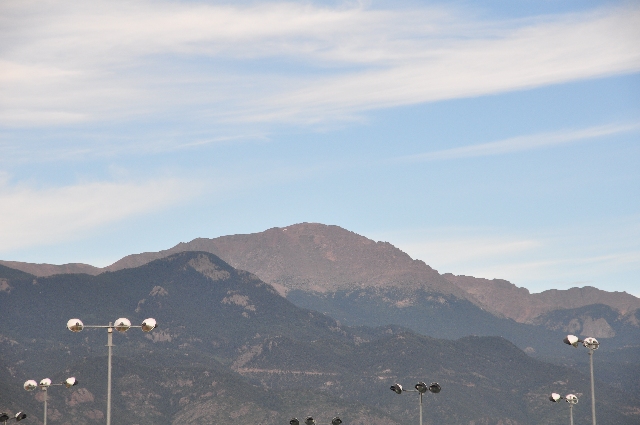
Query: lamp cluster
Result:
<box><xmin>24</xmin><ymin>377</ymin><xmax>78</xmax><ymax>391</ymax></box>
<box><xmin>65</xmin><ymin>317</ymin><xmax>157</xmax><ymax>425</ymax></box>
<box><xmin>549</xmin><ymin>333</ymin><xmax>600</xmax><ymax>425</ymax></box>
<box><xmin>549</xmin><ymin>393</ymin><xmax>578</xmax><ymax>404</ymax></box>
<box><xmin>289</xmin><ymin>416</ymin><xmax>342</xmax><ymax>425</ymax></box>
<box><xmin>66</xmin><ymin>317</ymin><xmax>157</xmax><ymax>333</ymax></box>
<box><xmin>0</xmin><ymin>412</ymin><xmax>27</xmax><ymax>424</ymax></box>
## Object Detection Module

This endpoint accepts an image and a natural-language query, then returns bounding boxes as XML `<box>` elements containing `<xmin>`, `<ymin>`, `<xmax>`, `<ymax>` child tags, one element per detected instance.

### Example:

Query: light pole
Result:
<box><xmin>390</xmin><ymin>382</ymin><xmax>441</xmax><ymax>425</ymax></box>
<box><xmin>290</xmin><ymin>416</ymin><xmax>342</xmax><ymax>425</ymax></box>
<box><xmin>0</xmin><ymin>412</ymin><xmax>27</xmax><ymax>424</ymax></box>
<box><xmin>564</xmin><ymin>334</ymin><xmax>599</xmax><ymax>425</ymax></box>
<box><xmin>67</xmin><ymin>317</ymin><xmax>156</xmax><ymax>425</ymax></box>
<box><xmin>24</xmin><ymin>377</ymin><xmax>77</xmax><ymax>425</ymax></box>
<box><xmin>549</xmin><ymin>393</ymin><xmax>578</xmax><ymax>425</ymax></box>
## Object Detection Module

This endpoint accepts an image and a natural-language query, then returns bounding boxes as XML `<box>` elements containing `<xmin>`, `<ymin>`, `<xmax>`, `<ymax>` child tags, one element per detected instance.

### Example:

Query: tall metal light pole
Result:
<box><xmin>564</xmin><ymin>335</ymin><xmax>599</xmax><ymax>425</ymax></box>
<box><xmin>390</xmin><ymin>382</ymin><xmax>441</xmax><ymax>425</ymax></box>
<box><xmin>67</xmin><ymin>317</ymin><xmax>156</xmax><ymax>425</ymax></box>
<box><xmin>24</xmin><ymin>377</ymin><xmax>77</xmax><ymax>425</ymax></box>
<box><xmin>550</xmin><ymin>393</ymin><xmax>578</xmax><ymax>425</ymax></box>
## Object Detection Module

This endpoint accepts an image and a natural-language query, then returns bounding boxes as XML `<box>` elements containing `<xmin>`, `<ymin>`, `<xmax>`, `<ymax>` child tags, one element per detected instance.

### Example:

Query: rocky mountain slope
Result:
<box><xmin>3</xmin><ymin>223</ymin><xmax>638</xmax><ymax>324</ymax></box>
<box><xmin>443</xmin><ymin>274</ymin><xmax>640</xmax><ymax>322</ymax></box>
<box><xmin>1</xmin><ymin>253</ymin><xmax>638</xmax><ymax>425</ymax></box>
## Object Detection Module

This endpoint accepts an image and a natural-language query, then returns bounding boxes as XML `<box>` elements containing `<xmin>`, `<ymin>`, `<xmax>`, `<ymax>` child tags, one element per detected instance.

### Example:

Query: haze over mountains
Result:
<box><xmin>1</xmin><ymin>251</ymin><xmax>639</xmax><ymax>425</ymax></box>
<box><xmin>4</xmin><ymin>223</ymin><xmax>639</xmax><ymax>314</ymax></box>
<box><xmin>3</xmin><ymin>223</ymin><xmax>638</xmax><ymax>345</ymax></box>
<box><xmin>1</xmin><ymin>223</ymin><xmax>639</xmax><ymax>424</ymax></box>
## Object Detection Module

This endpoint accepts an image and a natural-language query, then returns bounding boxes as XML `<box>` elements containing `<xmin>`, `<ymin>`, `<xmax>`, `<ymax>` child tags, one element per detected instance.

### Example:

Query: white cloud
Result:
<box><xmin>1</xmin><ymin>1</ymin><xmax>638</xmax><ymax>128</ymax></box>
<box><xmin>394</xmin><ymin>123</ymin><xmax>639</xmax><ymax>162</ymax></box>
<box><xmin>378</xmin><ymin>219</ymin><xmax>640</xmax><ymax>294</ymax></box>
<box><xmin>0</xmin><ymin>177</ymin><xmax>201</xmax><ymax>252</ymax></box>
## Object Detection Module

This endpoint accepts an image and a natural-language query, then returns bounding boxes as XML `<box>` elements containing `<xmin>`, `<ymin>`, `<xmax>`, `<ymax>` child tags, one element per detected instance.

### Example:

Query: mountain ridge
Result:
<box><xmin>3</xmin><ymin>223</ymin><xmax>638</xmax><ymax>325</ymax></box>
<box><xmin>1</xmin><ymin>252</ymin><xmax>639</xmax><ymax>425</ymax></box>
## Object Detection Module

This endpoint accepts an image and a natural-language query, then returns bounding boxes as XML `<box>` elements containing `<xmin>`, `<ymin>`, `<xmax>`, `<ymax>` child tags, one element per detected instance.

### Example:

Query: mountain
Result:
<box><xmin>5</xmin><ymin>223</ymin><xmax>638</xmax><ymax>324</ymax></box>
<box><xmin>2</xmin><ymin>252</ymin><xmax>638</xmax><ymax>425</ymax></box>
<box><xmin>0</xmin><ymin>260</ymin><xmax>101</xmax><ymax>277</ymax></box>
<box><xmin>443</xmin><ymin>274</ymin><xmax>640</xmax><ymax>323</ymax></box>
<box><xmin>4</xmin><ymin>223</ymin><xmax>639</xmax><ymax>354</ymax></box>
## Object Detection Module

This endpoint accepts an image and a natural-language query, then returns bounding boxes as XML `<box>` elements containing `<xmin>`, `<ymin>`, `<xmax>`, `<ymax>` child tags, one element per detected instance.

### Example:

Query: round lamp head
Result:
<box><xmin>305</xmin><ymin>416</ymin><xmax>315</xmax><ymax>425</ymax></box>
<box><xmin>114</xmin><ymin>318</ymin><xmax>131</xmax><ymax>332</ymax></box>
<box><xmin>0</xmin><ymin>413</ymin><xmax>9</xmax><ymax>422</ymax></box>
<box><xmin>415</xmin><ymin>382</ymin><xmax>428</xmax><ymax>394</ymax></box>
<box><xmin>64</xmin><ymin>377</ymin><xmax>78</xmax><ymax>388</ymax></box>
<box><xmin>549</xmin><ymin>393</ymin><xmax>562</xmax><ymax>402</ymax></box>
<box><xmin>428</xmin><ymin>382</ymin><xmax>441</xmax><ymax>393</ymax></box>
<box><xmin>39</xmin><ymin>378</ymin><xmax>52</xmax><ymax>388</ymax></box>
<box><xmin>15</xmin><ymin>412</ymin><xmax>27</xmax><ymax>421</ymax></box>
<box><xmin>390</xmin><ymin>383</ymin><xmax>403</xmax><ymax>394</ymax></box>
<box><xmin>583</xmin><ymin>337</ymin><xmax>599</xmax><ymax>350</ymax></box>
<box><xmin>564</xmin><ymin>394</ymin><xmax>578</xmax><ymax>404</ymax></box>
<box><xmin>565</xmin><ymin>394</ymin><xmax>578</xmax><ymax>404</ymax></box>
<box><xmin>24</xmin><ymin>380</ymin><xmax>38</xmax><ymax>391</ymax></box>
<box><xmin>290</xmin><ymin>418</ymin><xmax>300</xmax><ymax>425</ymax></box>
<box><xmin>563</xmin><ymin>335</ymin><xmax>580</xmax><ymax>347</ymax></box>
<box><xmin>332</xmin><ymin>417</ymin><xmax>342</xmax><ymax>425</ymax></box>
<box><xmin>141</xmin><ymin>318</ymin><xmax>157</xmax><ymax>332</ymax></box>
<box><xmin>67</xmin><ymin>318</ymin><xmax>84</xmax><ymax>332</ymax></box>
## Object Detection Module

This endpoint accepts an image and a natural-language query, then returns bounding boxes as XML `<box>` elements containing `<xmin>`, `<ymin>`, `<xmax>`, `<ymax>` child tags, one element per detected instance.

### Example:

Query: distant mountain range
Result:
<box><xmin>1</xmin><ymin>251</ymin><xmax>639</xmax><ymax>425</ymax></box>
<box><xmin>3</xmin><ymin>223</ymin><xmax>638</xmax><ymax>348</ymax></box>
<box><xmin>4</xmin><ymin>223</ymin><xmax>638</xmax><ymax>317</ymax></box>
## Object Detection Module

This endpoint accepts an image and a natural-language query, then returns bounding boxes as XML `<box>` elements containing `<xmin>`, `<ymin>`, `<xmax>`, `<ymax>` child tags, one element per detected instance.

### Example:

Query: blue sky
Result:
<box><xmin>1</xmin><ymin>0</ymin><xmax>639</xmax><ymax>296</ymax></box>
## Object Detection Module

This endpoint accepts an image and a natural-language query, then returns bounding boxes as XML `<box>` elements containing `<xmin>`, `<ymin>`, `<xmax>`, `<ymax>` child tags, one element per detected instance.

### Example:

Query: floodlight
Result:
<box><xmin>0</xmin><ymin>414</ymin><xmax>9</xmax><ymax>422</ymax></box>
<box><xmin>415</xmin><ymin>382</ymin><xmax>428</xmax><ymax>393</ymax></box>
<box><xmin>305</xmin><ymin>416</ymin><xmax>315</xmax><ymax>425</ymax></box>
<box><xmin>68</xmin><ymin>316</ymin><xmax>156</xmax><ymax>425</ymax></box>
<box><xmin>390</xmin><ymin>383</ymin><xmax>403</xmax><ymax>394</ymax></box>
<box><xmin>563</xmin><ymin>335</ymin><xmax>580</xmax><ymax>348</ymax></box>
<box><xmin>64</xmin><ymin>377</ymin><xmax>78</xmax><ymax>388</ymax></box>
<box><xmin>583</xmin><ymin>337</ymin><xmax>599</xmax><ymax>350</ymax></box>
<box><xmin>14</xmin><ymin>412</ymin><xmax>27</xmax><ymax>421</ymax></box>
<box><xmin>549</xmin><ymin>393</ymin><xmax>562</xmax><ymax>402</ymax></box>
<box><xmin>563</xmin><ymin>334</ymin><xmax>601</xmax><ymax>425</ymax></box>
<box><xmin>141</xmin><ymin>318</ymin><xmax>157</xmax><ymax>332</ymax></box>
<box><xmin>39</xmin><ymin>378</ymin><xmax>52</xmax><ymax>388</ymax></box>
<box><xmin>331</xmin><ymin>417</ymin><xmax>342</xmax><ymax>425</ymax></box>
<box><xmin>114</xmin><ymin>318</ymin><xmax>131</xmax><ymax>332</ymax></box>
<box><xmin>67</xmin><ymin>318</ymin><xmax>84</xmax><ymax>332</ymax></box>
<box><xmin>290</xmin><ymin>418</ymin><xmax>300</xmax><ymax>425</ymax></box>
<box><xmin>24</xmin><ymin>380</ymin><xmax>37</xmax><ymax>391</ymax></box>
<box><xmin>565</xmin><ymin>394</ymin><xmax>578</xmax><ymax>405</ymax></box>
<box><xmin>428</xmin><ymin>383</ymin><xmax>441</xmax><ymax>394</ymax></box>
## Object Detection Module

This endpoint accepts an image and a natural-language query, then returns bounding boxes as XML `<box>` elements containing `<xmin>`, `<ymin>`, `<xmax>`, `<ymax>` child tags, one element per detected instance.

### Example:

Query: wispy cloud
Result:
<box><xmin>381</xmin><ymin>219</ymin><xmax>640</xmax><ymax>295</ymax></box>
<box><xmin>0</xmin><ymin>177</ymin><xmax>202</xmax><ymax>252</ymax></box>
<box><xmin>394</xmin><ymin>123</ymin><xmax>639</xmax><ymax>162</ymax></box>
<box><xmin>1</xmin><ymin>1</ymin><xmax>638</xmax><ymax>130</ymax></box>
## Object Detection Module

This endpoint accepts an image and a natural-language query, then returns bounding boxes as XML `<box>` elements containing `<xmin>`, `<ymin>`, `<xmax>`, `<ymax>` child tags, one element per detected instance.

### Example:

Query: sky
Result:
<box><xmin>1</xmin><ymin>0</ymin><xmax>639</xmax><ymax>296</ymax></box>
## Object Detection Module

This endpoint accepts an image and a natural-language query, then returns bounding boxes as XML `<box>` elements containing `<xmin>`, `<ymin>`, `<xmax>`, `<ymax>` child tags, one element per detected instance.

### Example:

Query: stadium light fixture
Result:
<box><xmin>289</xmin><ymin>416</ymin><xmax>342</xmax><ymax>425</ymax></box>
<box><xmin>67</xmin><ymin>317</ymin><xmax>156</xmax><ymax>425</ymax></box>
<box><xmin>549</xmin><ymin>392</ymin><xmax>578</xmax><ymax>425</ymax></box>
<box><xmin>0</xmin><ymin>412</ymin><xmax>27</xmax><ymax>424</ymax></box>
<box><xmin>564</xmin><ymin>334</ymin><xmax>599</xmax><ymax>425</ymax></box>
<box><xmin>24</xmin><ymin>377</ymin><xmax>77</xmax><ymax>425</ymax></box>
<box><xmin>390</xmin><ymin>381</ymin><xmax>441</xmax><ymax>425</ymax></box>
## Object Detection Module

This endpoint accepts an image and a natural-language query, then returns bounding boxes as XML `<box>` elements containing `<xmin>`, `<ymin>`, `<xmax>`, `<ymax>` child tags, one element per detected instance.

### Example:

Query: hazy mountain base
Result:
<box><xmin>1</xmin><ymin>253</ymin><xmax>639</xmax><ymax>425</ymax></box>
<box><xmin>286</xmin><ymin>289</ymin><xmax>640</xmax><ymax>400</ymax></box>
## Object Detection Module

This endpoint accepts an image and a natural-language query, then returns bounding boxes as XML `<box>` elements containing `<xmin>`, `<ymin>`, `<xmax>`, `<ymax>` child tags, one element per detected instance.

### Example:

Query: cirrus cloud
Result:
<box><xmin>1</xmin><ymin>1</ymin><xmax>638</xmax><ymax>129</ymax></box>
<box><xmin>0</xmin><ymin>177</ymin><xmax>202</xmax><ymax>252</ymax></box>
